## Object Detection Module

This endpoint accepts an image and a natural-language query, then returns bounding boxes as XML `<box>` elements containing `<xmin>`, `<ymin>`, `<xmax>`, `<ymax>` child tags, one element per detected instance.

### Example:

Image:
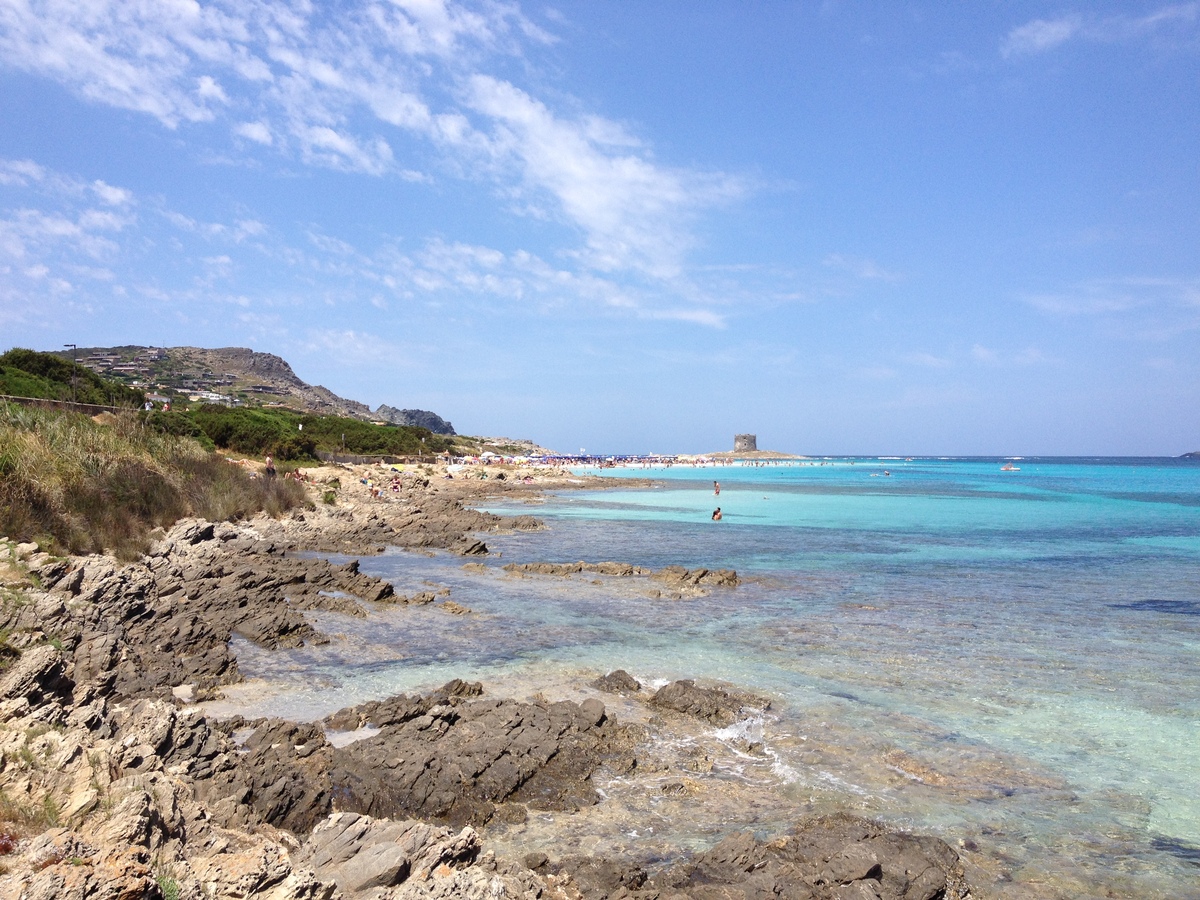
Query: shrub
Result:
<box><xmin>0</xmin><ymin>349</ymin><xmax>144</xmax><ymax>407</ymax></box>
<box><xmin>0</xmin><ymin>403</ymin><xmax>308</xmax><ymax>559</ymax></box>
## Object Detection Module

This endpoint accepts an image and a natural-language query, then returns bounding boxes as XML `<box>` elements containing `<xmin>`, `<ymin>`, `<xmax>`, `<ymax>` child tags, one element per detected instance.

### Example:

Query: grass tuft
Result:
<box><xmin>0</xmin><ymin>403</ymin><xmax>308</xmax><ymax>559</ymax></box>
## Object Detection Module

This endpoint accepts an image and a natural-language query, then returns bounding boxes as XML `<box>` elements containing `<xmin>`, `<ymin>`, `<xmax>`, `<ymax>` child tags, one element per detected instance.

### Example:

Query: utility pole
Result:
<box><xmin>64</xmin><ymin>343</ymin><xmax>77</xmax><ymax>405</ymax></box>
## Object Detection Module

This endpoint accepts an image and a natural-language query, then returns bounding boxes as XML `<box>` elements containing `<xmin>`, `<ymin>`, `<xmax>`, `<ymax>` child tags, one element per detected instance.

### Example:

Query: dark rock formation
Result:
<box><xmin>374</xmin><ymin>405</ymin><xmax>456</xmax><ymax>435</ymax></box>
<box><xmin>659</xmin><ymin>813</ymin><xmax>971</xmax><ymax>900</ymax></box>
<box><xmin>545</xmin><ymin>813</ymin><xmax>971</xmax><ymax>900</ymax></box>
<box><xmin>591</xmin><ymin>669</ymin><xmax>642</xmax><ymax>694</ymax></box>
<box><xmin>650</xmin><ymin>679</ymin><xmax>771</xmax><ymax>726</ymax></box>
<box><xmin>325</xmin><ymin>689</ymin><xmax>638</xmax><ymax>828</ymax></box>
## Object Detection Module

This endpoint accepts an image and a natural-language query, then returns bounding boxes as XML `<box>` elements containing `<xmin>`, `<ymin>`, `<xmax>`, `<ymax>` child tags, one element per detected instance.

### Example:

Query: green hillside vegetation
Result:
<box><xmin>172</xmin><ymin>405</ymin><xmax>454</xmax><ymax>461</ymax></box>
<box><xmin>0</xmin><ymin>348</ymin><xmax>145</xmax><ymax>407</ymax></box>
<box><xmin>0</xmin><ymin>403</ymin><xmax>307</xmax><ymax>560</ymax></box>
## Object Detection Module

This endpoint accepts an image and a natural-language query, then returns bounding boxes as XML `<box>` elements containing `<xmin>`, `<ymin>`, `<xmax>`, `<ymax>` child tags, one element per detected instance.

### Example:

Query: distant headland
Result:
<box><xmin>49</xmin><ymin>344</ymin><xmax>455</xmax><ymax>434</ymax></box>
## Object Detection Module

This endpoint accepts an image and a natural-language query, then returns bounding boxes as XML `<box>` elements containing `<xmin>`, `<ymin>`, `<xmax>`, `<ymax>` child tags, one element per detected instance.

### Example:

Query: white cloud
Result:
<box><xmin>968</xmin><ymin>344</ymin><xmax>1052</xmax><ymax>367</ymax></box>
<box><xmin>0</xmin><ymin>159</ymin><xmax>47</xmax><ymax>186</ymax></box>
<box><xmin>235</xmin><ymin>120</ymin><xmax>274</xmax><ymax>144</ymax></box>
<box><xmin>0</xmin><ymin>1</ymin><xmax>744</xmax><ymax>299</ymax></box>
<box><xmin>78</xmin><ymin>209</ymin><xmax>129</xmax><ymax>231</ymax></box>
<box><xmin>855</xmin><ymin>365</ymin><xmax>898</xmax><ymax>381</ymax></box>
<box><xmin>823</xmin><ymin>253</ymin><xmax>903</xmax><ymax>282</ymax></box>
<box><xmin>971</xmin><ymin>344</ymin><xmax>999</xmax><ymax>364</ymax></box>
<box><xmin>1002</xmin><ymin>17</ymin><xmax>1081</xmax><ymax>57</ymax></box>
<box><xmin>466</xmin><ymin>74</ymin><xmax>742</xmax><ymax>278</ymax></box>
<box><xmin>1019</xmin><ymin>277</ymin><xmax>1200</xmax><ymax>317</ymax></box>
<box><xmin>0</xmin><ymin>208</ymin><xmax>119</xmax><ymax>260</ymax></box>
<box><xmin>302</xmin><ymin>328</ymin><xmax>401</xmax><ymax>364</ymax></box>
<box><xmin>643</xmin><ymin>307</ymin><xmax>726</xmax><ymax>328</ymax></box>
<box><xmin>1002</xmin><ymin>4</ymin><xmax>1200</xmax><ymax>58</ymax></box>
<box><xmin>904</xmin><ymin>351</ymin><xmax>951</xmax><ymax>368</ymax></box>
<box><xmin>300</xmin><ymin>125</ymin><xmax>394</xmax><ymax>174</ymax></box>
<box><xmin>92</xmin><ymin>180</ymin><xmax>133</xmax><ymax>205</ymax></box>
<box><xmin>197</xmin><ymin>75</ymin><xmax>229</xmax><ymax>103</ymax></box>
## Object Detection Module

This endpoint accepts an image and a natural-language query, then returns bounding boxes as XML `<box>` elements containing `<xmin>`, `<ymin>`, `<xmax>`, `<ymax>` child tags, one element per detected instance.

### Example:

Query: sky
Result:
<box><xmin>1</xmin><ymin>1</ymin><xmax>1198</xmax><ymax>455</ymax></box>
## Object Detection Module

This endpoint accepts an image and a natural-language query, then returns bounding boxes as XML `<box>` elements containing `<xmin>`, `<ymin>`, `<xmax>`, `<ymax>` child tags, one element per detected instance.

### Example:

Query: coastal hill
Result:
<box><xmin>57</xmin><ymin>345</ymin><xmax>456</xmax><ymax>434</ymax></box>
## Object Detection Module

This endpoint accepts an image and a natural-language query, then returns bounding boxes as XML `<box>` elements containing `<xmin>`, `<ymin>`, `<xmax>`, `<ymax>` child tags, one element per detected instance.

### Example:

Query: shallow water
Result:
<box><xmin>204</xmin><ymin>457</ymin><xmax>1200</xmax><ymax>898</ymax></box>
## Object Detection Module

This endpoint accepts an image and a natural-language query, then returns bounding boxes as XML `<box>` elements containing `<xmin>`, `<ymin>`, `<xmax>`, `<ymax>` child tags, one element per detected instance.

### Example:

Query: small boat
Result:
<box><xmin>1001</xmin><ymin>462</ymin><xmax>1020</xmax><ymax>472</ymax></box>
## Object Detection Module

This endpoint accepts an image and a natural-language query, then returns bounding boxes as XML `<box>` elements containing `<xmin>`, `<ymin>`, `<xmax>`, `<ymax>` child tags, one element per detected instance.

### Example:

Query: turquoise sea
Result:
<box><xmin>209</xmin><ymin>457</ymin><xmax>1200</xmax><ymax>898</ymax></box>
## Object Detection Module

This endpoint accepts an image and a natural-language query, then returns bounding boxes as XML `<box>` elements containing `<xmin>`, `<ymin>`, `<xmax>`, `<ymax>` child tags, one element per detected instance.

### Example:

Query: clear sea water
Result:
<box><xmin>207</xmin><ymin>457</ymin><xmax>1200</xmax><ymax>898</ymax></box>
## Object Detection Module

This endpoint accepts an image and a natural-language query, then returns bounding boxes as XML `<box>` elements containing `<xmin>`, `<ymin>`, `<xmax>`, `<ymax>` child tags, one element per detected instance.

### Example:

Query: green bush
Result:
<box><xmin>0</xmin><ymin>349</ymin><xmax>144</xmax><ymax>407</ymax></box>
<box><xmin>179</xmin><ymin>405</ymin><xmax>451</xmax><ymax>459</ymax></box>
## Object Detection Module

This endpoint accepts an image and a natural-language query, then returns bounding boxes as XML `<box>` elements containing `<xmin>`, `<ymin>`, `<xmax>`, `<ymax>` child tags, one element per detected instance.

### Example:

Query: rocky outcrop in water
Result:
<box><xmin>544</xmin><ymin>813</ymin><xmax>972</xmax><ymax>900</ymax></box>
<box><xmin>649</xmin><ymin>679</ymin><xmax>772</xmax><ymax>727</ymax></box>
<box><xmin>501</xmin><ymin>561</ymin><xmax>740</xmax><ymax>601</ymax></box>
<box><xmin>325</xmin><ymin>690</ymin><xmax>635</xmax><ymax>829</ymax></box>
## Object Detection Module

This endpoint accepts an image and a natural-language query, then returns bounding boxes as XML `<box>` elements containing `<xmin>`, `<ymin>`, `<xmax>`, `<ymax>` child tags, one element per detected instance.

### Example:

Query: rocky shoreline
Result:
<box><xmin>0</xmin><ymin>461</ymin><xmax>975</xmax><ymax>899</ymax></box>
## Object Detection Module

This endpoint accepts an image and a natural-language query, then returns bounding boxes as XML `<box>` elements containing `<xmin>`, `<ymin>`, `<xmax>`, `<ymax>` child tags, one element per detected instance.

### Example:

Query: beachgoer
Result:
<box><xmin>714</xmin><ymin>481</ymin><xmax>720</xmax><ymax>495</ymax></box>
<box><xmin>265</xmin><ymin>455</ymin><xmax>276</xmax><ymax>478</ymax></box>
<box><xmin>712</xmin><ymin>507</ymin><xmax>722</xmax><ymax>521</ymax></box>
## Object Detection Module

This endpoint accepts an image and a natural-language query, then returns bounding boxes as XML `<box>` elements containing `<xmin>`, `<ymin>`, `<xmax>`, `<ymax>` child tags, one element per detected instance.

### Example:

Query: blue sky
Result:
<box><xmin>1</xmin><ymin>1</ymin><xmax>1197</xmax><ymax>455</ymax></box>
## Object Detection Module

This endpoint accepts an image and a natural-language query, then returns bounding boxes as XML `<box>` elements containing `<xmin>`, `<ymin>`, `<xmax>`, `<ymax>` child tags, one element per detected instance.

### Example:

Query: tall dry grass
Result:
<box><xmin>0</xmin><ymin>403</ymin><xmax>307</xmax><ymax>559</ymax></box>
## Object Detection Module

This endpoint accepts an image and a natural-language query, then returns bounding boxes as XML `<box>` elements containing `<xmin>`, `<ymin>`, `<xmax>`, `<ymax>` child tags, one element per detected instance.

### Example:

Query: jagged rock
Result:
<box><xmin>500</xmin><ymin>561</ymin><xmax>738</xmax><ymax>592</ymax></box>
<box><xmin>503</xmin><ymin>561</ymin><xmax>649</xmax><ymax>577</ymax></box>
<box><xmin>296</xmin><ymin>812</ymin><xmax>480</xmax><ymax>893</ymax></box>
<box><xmin>507</xmin><ymin>516</ymin><xmax>543</xmax><ymax>531</ymax></box>
<box><xmin>591</xmin><ymin>669</ymin><xmax>642</xmax><ymax>694</ymax></box>
<box><xmin>650</xmin><ymin>680</ymin><xmax>771</xmax><ymax>726</ymax></box>
<box><xmin>647</xmin><ymin>813</ymin><xmax>970</xmax><ymax>900</ymax></box>
<box><xmin>8</xmin><ymin>839</ymin><xmax>155</xmax><ymax>900</ymax></box>
<box><xmin>652</xmin><ymin>565</ymin><xmax>740</xmax><ymax>588</ymax></box>
<box><xmin>0</xmin><ymin>645</ymin><xmax>73</xmax><ymax>707</ymax></box>
<box><xmin>325</xmin><ymin>692</ymin><xmax>637</xmax><ymax>828</ymax></box>
<box><xmin>373</xmin><ymin>405</ymin><xmax>456</xmax><ymax>435</ymax></box>
<box><xmin>322</xmin><ymin>680</ymin><xmax>483</xmax><ymax>732</ymax></box>
<box><xmin>550</xmin><ymin>855</ymin><xmax>648</xmax><ymax>897</ymax></box>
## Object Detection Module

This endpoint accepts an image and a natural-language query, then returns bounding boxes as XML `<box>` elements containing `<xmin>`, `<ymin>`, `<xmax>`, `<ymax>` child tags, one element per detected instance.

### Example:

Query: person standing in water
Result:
<box><xmin>714</xmin><ymin>480</ymin><xmax>720</xmax><ymax>495</ymax></box>
<box><xmin>712</xmin><ymin>507</ymin><xmax>722</xmax><ymax>521</ymax></box>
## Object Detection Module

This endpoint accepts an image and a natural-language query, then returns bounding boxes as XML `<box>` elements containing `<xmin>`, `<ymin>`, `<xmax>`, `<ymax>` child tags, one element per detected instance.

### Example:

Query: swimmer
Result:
<box><xmin>712</xmin><ymin>507</ymin><xmax>722</xmax><ymax>521</ymax></box>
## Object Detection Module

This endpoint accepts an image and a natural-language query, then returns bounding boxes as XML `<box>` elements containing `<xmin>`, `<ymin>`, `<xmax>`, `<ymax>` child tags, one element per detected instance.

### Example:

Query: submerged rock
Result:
<box><xmin>657</xmin><ymin>812</ymin><xmax>971</xmax><ymax>900</ymax></box>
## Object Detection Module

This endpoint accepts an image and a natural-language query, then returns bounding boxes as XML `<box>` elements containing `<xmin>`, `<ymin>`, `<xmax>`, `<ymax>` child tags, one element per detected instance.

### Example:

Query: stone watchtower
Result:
<box><xmin>734</xmin><ymin>433</ymin><xmax>757</xmax><ymax>453</ymax></box>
